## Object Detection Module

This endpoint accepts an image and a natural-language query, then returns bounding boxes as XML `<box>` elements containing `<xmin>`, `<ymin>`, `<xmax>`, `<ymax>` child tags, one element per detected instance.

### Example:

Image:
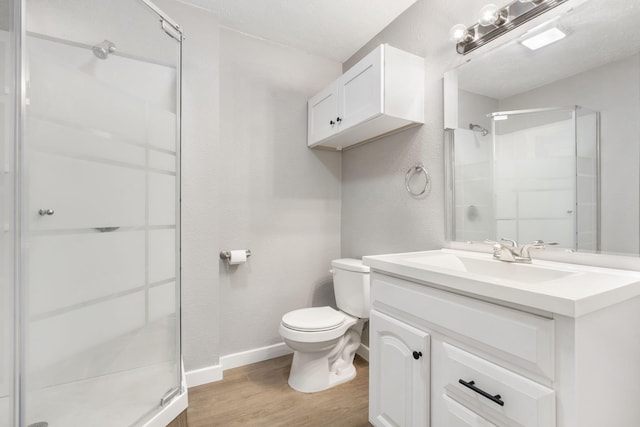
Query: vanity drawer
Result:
<box><xmin>441</xmin><ymin>394</ymin><xmax>497</xmax><ymax>427</ymax></box>
<box><xmin>442</xmin><ymin>343</ymin><xmax>555</xmax><ymax>427</ymax></box>
<box><xmin>372</xmin><ymin>274</ymin><xmax>555</xmax><ymax>379</ymax></box>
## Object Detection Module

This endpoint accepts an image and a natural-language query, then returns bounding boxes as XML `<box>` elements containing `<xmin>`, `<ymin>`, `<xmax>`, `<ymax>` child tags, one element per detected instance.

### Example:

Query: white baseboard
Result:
<box><xmin>186</xmin><ymin>342</ymin><xmax>292</xmax><ymax>389</ymax></box>
<box><xmin>185</xmin><ymin>363</ymin><xmax>223</xmax><ymax>388</ymax></box>
<box><xmin>186</xmin><ymin>342</ymin><xmax>367</xmax><ymax>389</ymax></box>
<box><xmin>221</xmin><ymin>342</ymin><xmax>292</xmax><ymax>371</ymax></box>
<box><xmin>356</xmin><ymin>343</ymin><xmax>369</xmax><ymax>362</ymax></box>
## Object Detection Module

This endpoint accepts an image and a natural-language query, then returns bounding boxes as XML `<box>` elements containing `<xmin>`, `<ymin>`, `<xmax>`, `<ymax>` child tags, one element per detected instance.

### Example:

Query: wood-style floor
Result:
<box><xmin>184</xmin><ymin>354</ymin><xmax>371</xmax><ymax>427</ymax></box>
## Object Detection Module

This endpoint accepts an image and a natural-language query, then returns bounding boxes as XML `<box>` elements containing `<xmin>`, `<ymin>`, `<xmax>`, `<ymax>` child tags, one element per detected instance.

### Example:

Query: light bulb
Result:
<box><xmin>449</xmin><ymin>24</ymin><xmax>469</xmax><ymax>43</ymax></box>
<box><xmin>478</xmin><ymin>4</ymin><xmax>499</xmax><ymax>26</ymax></box>
<box><xmin>478</xmin><ymin>4</ymin><xmax>508</xmax><ymax>27</ymax></box>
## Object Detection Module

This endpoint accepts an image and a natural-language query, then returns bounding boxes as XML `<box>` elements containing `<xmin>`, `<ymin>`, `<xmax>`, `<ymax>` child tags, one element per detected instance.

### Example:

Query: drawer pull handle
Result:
<box><xmin>412</xmin><ymin>351</ymin><xmax>422</xmax><ymax>360</ymax></box>
<box><xmin>458</xmin><ymin>379</ymin><xmax>504</xmax><ymax>407</ymax></box>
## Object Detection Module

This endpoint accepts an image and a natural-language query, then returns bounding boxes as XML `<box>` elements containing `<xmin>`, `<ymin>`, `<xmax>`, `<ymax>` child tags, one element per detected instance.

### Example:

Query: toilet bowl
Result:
<box><xmin>279</xmin><ymin>259</ymin><xmax>370</xmax><ymax>393</ymax></box>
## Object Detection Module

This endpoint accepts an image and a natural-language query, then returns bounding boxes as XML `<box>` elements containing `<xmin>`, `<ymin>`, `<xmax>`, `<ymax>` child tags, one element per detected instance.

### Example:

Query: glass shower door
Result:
<box><xmin>1</xmin><ymin>0</ymin><xmax>15</xmax><ymax>426</ymax></box>
<box><xmin>21</xmin><ymin>0</ymin><xmax>181</xmax><ymax>425</ymax></box>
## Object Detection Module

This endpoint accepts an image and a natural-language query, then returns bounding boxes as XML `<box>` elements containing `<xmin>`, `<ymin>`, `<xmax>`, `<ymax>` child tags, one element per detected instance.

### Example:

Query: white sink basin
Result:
<box><xmin>362</xmin><ymin>249</ymin><xmax>640</xmax><ymax>317</ymax></box>
<box><xmin>404</xmin><ymin>252</ymin><xmax>576</xmax><ymax>284</ymax></box>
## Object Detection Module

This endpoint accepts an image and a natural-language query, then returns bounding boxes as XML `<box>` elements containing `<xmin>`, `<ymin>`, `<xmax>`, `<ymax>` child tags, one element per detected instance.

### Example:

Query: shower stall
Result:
<box><xmin>2</xmin><ymin>0</ymin><xmax>184</xmax><ymax>426</ymax></box>
<box><xmin>450</xmin><ymin>106</ymin><xmax>600</xmax><ymax>251</ymax></box>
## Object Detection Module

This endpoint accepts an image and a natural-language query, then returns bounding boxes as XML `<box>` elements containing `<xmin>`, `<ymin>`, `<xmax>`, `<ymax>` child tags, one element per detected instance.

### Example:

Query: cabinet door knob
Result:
<box><xmin>336</xmin><ymin>117</ymin><xmax>342</xmax><ymax>123</ymax></box>
<box><xmin>38</xmin><ymin>208</ymin><xmax>55</xmax><ymax>216</ymax></box>
<box><xmin>329</xmin><ymin>120</ymin><xmax>335</xmax><ymax>126</ymax></box>
<box><xmin>412</xmin><ymin>351</ymin><xmax>422</xmax><ymax>360</ymax></box>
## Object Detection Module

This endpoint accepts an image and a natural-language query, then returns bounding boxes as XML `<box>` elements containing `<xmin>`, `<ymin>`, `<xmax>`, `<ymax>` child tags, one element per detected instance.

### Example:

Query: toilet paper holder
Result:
<box><xmin>219</xmin><ymin>249</ymin><xmax>252</xmax><ymax>261</ymax></box>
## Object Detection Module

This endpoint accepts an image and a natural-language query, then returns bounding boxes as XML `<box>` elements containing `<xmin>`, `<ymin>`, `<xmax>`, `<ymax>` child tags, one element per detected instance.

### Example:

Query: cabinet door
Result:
<box><xmin>441</xmin><ymin>394</ymin><xmax>497</xmax><ymax>427</ymax></box>
<box><xmin>337</xmin><ymin>45</ymin><xmax>383</xmax><ymax>132</ymax></box>
<box><xmin>370</xmin><ymin>310</ymin><xmax>430</xmax><ymax>427</ymax></box>
<box><xmin>307</xmin><ymin>83</ymin><xmax>338</xmax><ymax>146</ymax></box>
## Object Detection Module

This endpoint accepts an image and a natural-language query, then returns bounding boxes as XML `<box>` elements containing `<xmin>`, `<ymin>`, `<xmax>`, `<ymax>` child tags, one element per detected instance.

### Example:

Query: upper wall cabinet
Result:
<box><xmin>307</xmin><ymin>44</ymin><xmax>424</xmax><ymax>151</ymax></box>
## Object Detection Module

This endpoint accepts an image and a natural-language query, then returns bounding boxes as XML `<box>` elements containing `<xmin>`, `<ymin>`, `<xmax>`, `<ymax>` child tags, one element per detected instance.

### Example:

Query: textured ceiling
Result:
<box><xmin>177</xmin><ymin>0</ymin><xmax>417</xmax><ymax>62</ymax></box>
<box><xmin>458</xmin><ymin>0</ymin><xmax>640</xmax><ymax>100</ymax></box>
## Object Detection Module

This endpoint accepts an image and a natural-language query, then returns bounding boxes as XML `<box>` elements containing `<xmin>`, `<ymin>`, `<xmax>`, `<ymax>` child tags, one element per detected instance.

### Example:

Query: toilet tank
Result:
<box><xmin>331</xmin><ymin>259</ymin><xmax>371</xmax><ymax>318</ymax></box>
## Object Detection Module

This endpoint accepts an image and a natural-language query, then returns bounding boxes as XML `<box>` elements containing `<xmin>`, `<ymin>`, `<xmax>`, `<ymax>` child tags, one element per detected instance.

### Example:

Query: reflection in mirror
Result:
<box><xmin>452</xmin><ymin>106</ymin><xmax>598</xmax><ymax>251</ymax></box>
<box><xmin>445</xmin><ymin>0</ymin><xmax>640</xmax><ymax>256</ymax></box>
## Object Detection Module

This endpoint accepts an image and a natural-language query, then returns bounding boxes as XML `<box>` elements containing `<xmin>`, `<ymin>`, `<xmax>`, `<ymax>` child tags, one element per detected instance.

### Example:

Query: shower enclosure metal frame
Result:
<box><xmin>10</xmin><ymin>0</ymin><xmax>184</xmax><ymax>425</ymax></box>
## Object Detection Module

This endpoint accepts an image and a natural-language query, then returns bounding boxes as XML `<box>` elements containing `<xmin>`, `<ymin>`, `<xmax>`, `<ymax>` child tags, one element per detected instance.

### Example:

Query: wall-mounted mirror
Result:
<box><xmin>444</xmin><ymin>0</ymin><xmax>640</xmax><ymax>256</ymax></box>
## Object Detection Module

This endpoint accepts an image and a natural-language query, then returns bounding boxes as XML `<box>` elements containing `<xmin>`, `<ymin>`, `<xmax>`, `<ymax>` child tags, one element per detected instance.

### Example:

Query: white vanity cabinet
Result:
<box><xmin>307</xmin><ymin>44</ymin><xmax>424</xmax><ymax>150</ymax></box>
<box><xmin>366</xmin><ymin>248</ymin><xmax>640</xmax><ymax>427</ymax></box>
<box><xmin>365</xmin><ymin>249</ymin><xmax>640</xmax><ymax>427</ymax></box>
<box><xmin>369</xmin><ymin>273</ymin><xmax>556</xmax><ymax>427</ymax></box>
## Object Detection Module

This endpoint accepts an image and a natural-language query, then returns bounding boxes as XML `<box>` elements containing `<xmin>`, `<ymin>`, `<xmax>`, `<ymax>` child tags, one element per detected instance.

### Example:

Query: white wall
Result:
<box><xmin>156</xmin><ymin>1</ymin><xmax>343</xmax><ymax>369</ymax></box>
<box><xmin>341</xmin><ymin>0</ymin><xmax>489</xmax><ymax>258</ymax></box>
<box><xmin>217</xmin><ymin>28</ymin><xmax>342</xmax><ymax>356</ymax></box>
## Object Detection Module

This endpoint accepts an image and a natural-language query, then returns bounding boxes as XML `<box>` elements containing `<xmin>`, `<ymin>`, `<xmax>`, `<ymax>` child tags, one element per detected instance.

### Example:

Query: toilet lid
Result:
<box><xmin>281</xmin><ymin>307</ymin><xmax>346</xmax><ymax>332</ymax></box>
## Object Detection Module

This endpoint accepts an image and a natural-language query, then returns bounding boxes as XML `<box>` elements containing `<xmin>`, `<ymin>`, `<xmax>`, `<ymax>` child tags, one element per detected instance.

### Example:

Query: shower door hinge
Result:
<box><xmin>161</xmin><ymin>20</ymin><xmax>182</xmax><ymax>42</ymax></box>
<box><xmin>160</xmin><ymin>387</ymin><xmax>180</xmax><ymax>407</ymax></box>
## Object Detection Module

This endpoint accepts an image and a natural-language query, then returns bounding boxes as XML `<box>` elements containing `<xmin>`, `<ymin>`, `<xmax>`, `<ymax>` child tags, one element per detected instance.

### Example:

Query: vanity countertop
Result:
<box><xmin>363</xmin><ymin>249</ymin><xmax>640</xmax><ymax>317</ymax></box>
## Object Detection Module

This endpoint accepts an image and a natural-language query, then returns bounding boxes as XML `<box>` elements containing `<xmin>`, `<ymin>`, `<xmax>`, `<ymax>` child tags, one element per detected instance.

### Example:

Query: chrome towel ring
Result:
<box><xmin>405</xmin><ymin>163</ymin><xmax>431</xmax><ymax>197</ymax></box>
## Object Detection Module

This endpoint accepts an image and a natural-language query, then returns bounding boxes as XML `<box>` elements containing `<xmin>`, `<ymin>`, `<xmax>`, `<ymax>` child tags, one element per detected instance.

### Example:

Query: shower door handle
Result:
<box><xmin>38</xmin><ymin>208</ymin><xmax>55</xmax><ymax>216</ymax></box>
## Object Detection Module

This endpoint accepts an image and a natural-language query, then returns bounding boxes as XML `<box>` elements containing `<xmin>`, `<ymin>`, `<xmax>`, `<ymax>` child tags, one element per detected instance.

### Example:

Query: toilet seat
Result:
<box><xmin>281</xmin><ymin>307</ymin><xmax>345</xmax><ymax>332</ymax></box>
<box><xmin>280</xmin><ymin>308</ymin><xmax>358</xmax><ymax>344</ymax></box>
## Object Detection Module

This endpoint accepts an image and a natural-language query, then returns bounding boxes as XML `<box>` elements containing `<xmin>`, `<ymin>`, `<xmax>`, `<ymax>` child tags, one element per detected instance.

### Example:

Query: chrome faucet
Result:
<box><xmin>484</xmin><ymin>238</ymin><xmax>557</xmax><ymax>263</ymax></box>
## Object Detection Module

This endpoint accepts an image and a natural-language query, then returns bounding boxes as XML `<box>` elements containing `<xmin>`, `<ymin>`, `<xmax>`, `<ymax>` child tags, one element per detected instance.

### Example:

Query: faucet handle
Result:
<box><xmin>520</xmin><ymin>240</ymin><xmax>559</xmax><ymax>259</ymax></box>
<box><xmin>530</xmin><ymin>240</ymin><xmax>559</xmax><ymax>247</ymax></box>
<box><xmin>483</xmin><ymin>239</ymin><xmax>504</xmax><ymax>251</ymax></box>
<box><xmin>500</xmin><ymin>237</ymin><xmax>518</xmax><ymax>247</ymax></box>
<box><xmin>483</xmin><ymin>239</ymin><xmax>504</xmax><ymax>258</ymax></box>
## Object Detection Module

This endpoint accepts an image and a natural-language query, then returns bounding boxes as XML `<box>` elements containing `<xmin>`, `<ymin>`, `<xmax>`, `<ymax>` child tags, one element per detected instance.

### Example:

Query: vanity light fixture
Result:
<box><xmin>521</xmin><ymin>27</ymin><xmax>566</xmax><ymax>50</ymax></box>
<box><xmin>450</xmin><ymin>0</ymin><xmax>568</xmax><ymax>55</ymax></box>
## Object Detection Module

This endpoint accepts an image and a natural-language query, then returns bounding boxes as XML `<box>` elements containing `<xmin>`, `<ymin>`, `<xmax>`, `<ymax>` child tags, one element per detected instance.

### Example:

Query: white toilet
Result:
<box><xmin>279</xmin><ymin>258</ymin><xmax>370</xmax><ymax>393</ymax></box>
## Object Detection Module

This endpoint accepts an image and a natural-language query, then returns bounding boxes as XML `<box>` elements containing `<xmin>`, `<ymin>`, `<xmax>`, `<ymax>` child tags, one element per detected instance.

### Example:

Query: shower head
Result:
<box><xmin>469</xmin><ymin>123</ymin><xmax>489</xmax><ymax>136</ymax></box>
<box><xmin>92</xmin><ymin>40</ymin><xmax>116</xmax><ymax>60</ymax></box>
